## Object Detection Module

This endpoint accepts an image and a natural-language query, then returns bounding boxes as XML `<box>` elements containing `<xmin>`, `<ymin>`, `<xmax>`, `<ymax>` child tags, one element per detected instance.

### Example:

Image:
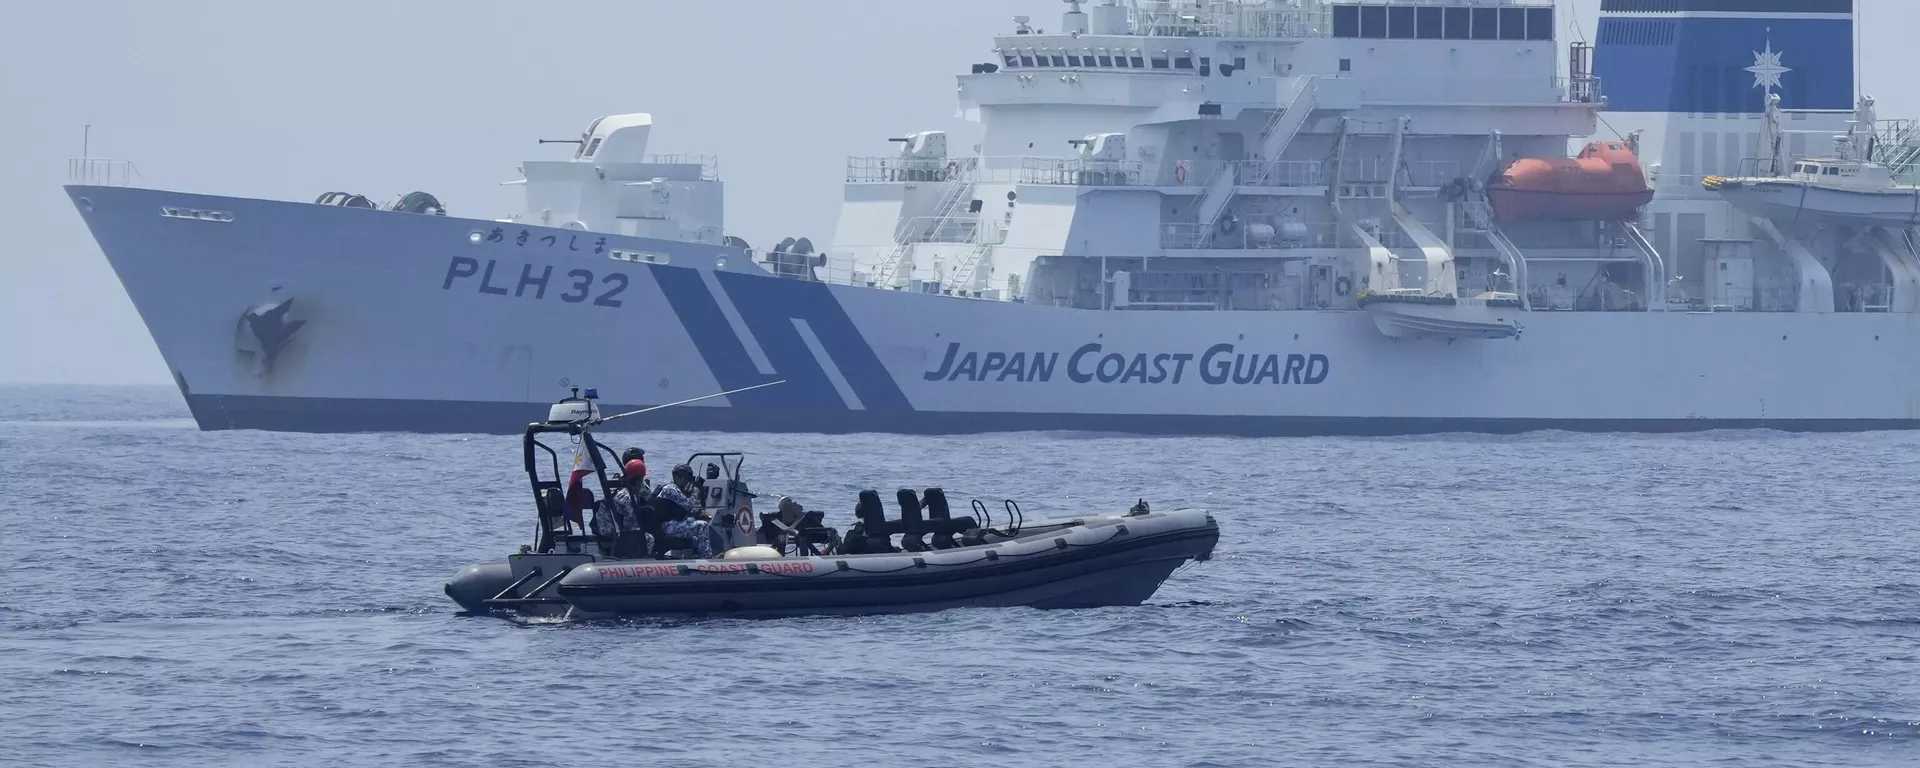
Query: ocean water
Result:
<box><xmin>2</xmin><ymin>384</ymin><xmax>1917</xmax><ymax>767</ymax></box>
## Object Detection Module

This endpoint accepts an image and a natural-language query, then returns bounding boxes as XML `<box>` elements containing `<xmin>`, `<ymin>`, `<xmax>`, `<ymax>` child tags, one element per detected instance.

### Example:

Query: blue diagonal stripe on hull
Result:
<box><xmin>646</xmin><ymin>264</ymin><xmax>790</xmax><ymax>408</ymax></box>
<box><xmin>647</xmin><ymin>265</ymin><xmax>912</xmax><ymax>412</ymax></box>
<box><xmin>715</xmin><ymin>271</ymin><xmax>913</xmax><ymax>413</ymax></box>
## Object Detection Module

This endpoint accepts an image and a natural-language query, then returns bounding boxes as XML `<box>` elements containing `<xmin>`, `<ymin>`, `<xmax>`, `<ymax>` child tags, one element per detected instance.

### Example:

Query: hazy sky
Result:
<box><xmin>1</xmin><ymin>0</ymin><xmax>1911</xmax><ymax>385</ymax></box>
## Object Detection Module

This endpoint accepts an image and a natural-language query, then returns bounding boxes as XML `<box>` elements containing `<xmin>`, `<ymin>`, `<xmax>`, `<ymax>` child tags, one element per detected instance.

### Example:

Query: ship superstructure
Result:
<box><xmin>823</xmin><ymin>0</ymin><xmax>1879</xmax><ymax>323</ymax></box>
<box><xmin>62</xmin><ymin>0</ymin><xmax>1920</xmax><ymax>435</ymax></box>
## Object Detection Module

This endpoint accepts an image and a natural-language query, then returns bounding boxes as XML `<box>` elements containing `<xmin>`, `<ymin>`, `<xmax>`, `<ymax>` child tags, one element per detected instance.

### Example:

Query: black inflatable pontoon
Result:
<box><xmin>445</xmin><ymin>388</ymin><xmax>1219</xmax><ymax>620</ymax></box>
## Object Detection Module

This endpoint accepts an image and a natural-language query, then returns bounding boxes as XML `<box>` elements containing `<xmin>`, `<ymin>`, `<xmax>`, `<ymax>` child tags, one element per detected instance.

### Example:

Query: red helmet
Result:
<box><xmin>624</xmin><ymin>458</ymin><xmax>647</xmax><ymax>479</ymax></box>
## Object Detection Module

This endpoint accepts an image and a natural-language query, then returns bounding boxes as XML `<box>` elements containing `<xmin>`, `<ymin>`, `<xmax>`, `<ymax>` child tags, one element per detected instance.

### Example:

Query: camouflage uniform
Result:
<box><xmin>655</xmin><ymin>483</ymin><xmax>714</xmax><ymax>558</ymax></box>
<box><xmin>596</xmin><ymin>487</ymin><xmax>652</xmax><ymax>555</ymax></box>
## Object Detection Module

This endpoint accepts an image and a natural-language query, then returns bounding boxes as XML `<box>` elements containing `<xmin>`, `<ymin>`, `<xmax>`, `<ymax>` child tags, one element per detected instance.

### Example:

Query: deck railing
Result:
<box><xmin>67</xmin><ymin>158</ymin><xmax>142</xmax><ymax>187</ymax></box>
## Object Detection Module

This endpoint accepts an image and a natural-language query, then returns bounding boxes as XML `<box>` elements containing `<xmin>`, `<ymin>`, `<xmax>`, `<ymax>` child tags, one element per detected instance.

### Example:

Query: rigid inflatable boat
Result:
<box><xmin>444</xmin><ymin>387</ymin><xmax>1219</xmax><ymax>620</ymax></box>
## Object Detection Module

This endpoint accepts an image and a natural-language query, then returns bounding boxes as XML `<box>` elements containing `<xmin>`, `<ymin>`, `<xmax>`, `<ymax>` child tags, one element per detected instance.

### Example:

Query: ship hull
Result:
<box><xmin>166</xmin><ymin>393</ymin><xmax>1920</xmax><ymax>435</ymax></box>
<box><xmin>69</xmin><ymin>185</ymin><xmax>1920</xmax><ymax>436</ymax></box>
<box><xmin>1715</xmin><ymin>180</ymin><xmax>1920</xmax><ymax>228</ymax></box>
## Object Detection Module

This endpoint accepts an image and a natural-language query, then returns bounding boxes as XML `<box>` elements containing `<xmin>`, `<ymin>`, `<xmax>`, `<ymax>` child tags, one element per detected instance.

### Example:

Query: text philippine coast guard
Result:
<box><xmin>922</xmin><ymin>342</ymin><xmax>1330</xmax><ymax>385</ymax></box>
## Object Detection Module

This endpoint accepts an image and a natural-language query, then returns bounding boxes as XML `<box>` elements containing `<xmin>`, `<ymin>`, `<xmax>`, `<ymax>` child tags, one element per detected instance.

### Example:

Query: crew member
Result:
<box><xmin>654</xmin><ymin>464</ymin><xmax>714</xmax><ymax>558</ymax></box>
<box><xmin>596</xmin><ymin>459</ymin><xmax>649</xmax><ymax>555</ymax></box>
<box><xmin>621</xmin><ymin>447</ymin><xmax>647</xmax><ymax>487</ymax></box>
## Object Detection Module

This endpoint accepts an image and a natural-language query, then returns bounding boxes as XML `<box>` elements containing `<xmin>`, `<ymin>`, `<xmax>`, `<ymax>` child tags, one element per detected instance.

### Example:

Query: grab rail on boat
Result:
<box><xmin>970</xmin><ymin>498</ymin><xmax>993</xmax><ymax>531</ymax></box>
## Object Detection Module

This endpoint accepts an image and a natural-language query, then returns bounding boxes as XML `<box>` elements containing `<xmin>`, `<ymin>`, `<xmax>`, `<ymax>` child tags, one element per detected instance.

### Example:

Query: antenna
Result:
<box><xmin>538</xmin><ymin>138</ymin><xmax>585</xmax><ymax>146</ymax></box>
<box><xmin>82</xmin><ymin>124</ymin><xmax>90</xmax><ymax>159</ymax></box>
<box><xmin>592</xmin><ymin>379</ymin><xmax>787</xmax><ymax>427</ymax></box>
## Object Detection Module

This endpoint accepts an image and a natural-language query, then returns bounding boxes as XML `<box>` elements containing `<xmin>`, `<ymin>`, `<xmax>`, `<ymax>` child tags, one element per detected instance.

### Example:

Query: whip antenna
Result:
<box><xmin>593</xmin><ymin>379</ymin><xmax>786</xmax><ymax>426</ymax></box>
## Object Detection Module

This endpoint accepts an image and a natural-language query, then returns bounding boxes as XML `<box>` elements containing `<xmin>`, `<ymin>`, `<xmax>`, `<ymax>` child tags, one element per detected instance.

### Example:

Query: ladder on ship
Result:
<box><xmin>1875</xmin><ymin>120</ymin><xmax>1920</xmax><ymax>183</ymax></box>
<box><xmin>947</xmin><ymin>215</ymin><xmax>1007</xmax><ymax>296</ymax></box>
<box><xmin>947</xmin><ymin>241</ymin><xmax>992</xmax><ymax>296</ymax></box>
<box><xmin>873</xmin><ymin>168</ymin><xmax>974</xmax><ymax>288</ymax></box>
<box><xmin>1193</xmin><ymin>76</ymin><xmax>1319</xmax><ymax>246</ymax></box>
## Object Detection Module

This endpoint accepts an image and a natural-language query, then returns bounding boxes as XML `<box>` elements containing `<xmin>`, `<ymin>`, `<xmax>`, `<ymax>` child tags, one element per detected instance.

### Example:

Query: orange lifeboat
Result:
<box><xmin>1486</xmin><ymin>141</ymin><xmax>1655</xmax><ymax>221</ymax></box>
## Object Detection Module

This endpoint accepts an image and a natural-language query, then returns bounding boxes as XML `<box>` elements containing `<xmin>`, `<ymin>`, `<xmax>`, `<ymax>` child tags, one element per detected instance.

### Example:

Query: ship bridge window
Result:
<box><xmin>574</xmin><ymin>117</ymin><xmax>603</xmax><ymax>159</ymax></box>
<box><xmin>1498</xmin><ymin>7</ymin><xmax>1526</xmax><ymax>40</ymax></box>
<box><xmin>583</xmin><ymin>137</ymin><xmax>603</xmax><ymax>158</ymax></box>
<box><xmin>1333</xmin><ymin>5</ymin><xmax>1358</xmax><ymax>37</ymax></box>
<box><xmin>1020</xmin><ymin>54</ymin><xmax>1035</xmax><ymax>67</ymax></box>
<box><xmin>1443</xmin><ymin>7</ymin><xmax>1469</xmax><ymax>40</ymax></box>
<box><xmin>1526</xmin><ymin>7</ymin><xmax>1554</xmax><ymax>41</ymax></box>
<box><xmin>1199</xmin><ymin>56</ymin><xmax>1210</xmax><ymax>75</ymax></box>
<box><xmin>1067</xmin><ymin>53</ymin><xmax>1084</xmax><ymax>67</ymax></box>
<box><xmin>1175</xmin><ymin>54</ymin><xmax>1193</xmax><ymax>69</ymax></box>
<box><xmin>1825</xmin><ymin>167</ymin><xmax>1840</xmax><ymax>176</ymax></box>
<box><xmin>1098</xmin><ymin>53</ymin><xmax>1114</xmax><ymax>66</ymax></box>
<box><xmin>1151</xmin><ymin>52</ymin><xmax>1170</xmax><ymax>69</ymax></box>
<box><xmin>1003</xmin><ymin>53</ymin><xmax>1019</xmax><ymax>68</ymax></box>
<box><xmin>1387</xmin><ymin>6</ymin><xmax>1414</xmax><ymax>39</ymax></box>
<box><xmin>1415</xmin><ymin>7</ymin><xmax>1442</xmax><ymax>39</ymax></box>
<box><xmin>1129</xmin><ymin>52</ymin><xmax>1145</xmax><ymax>68</ymax></box>
<box><xmin>1360</xmin><ymin>5</ymin><xmax>1387</xmax><ymax>38</ymax></box>
<box><xmin>1471</xmin><ymin>8</ymin><xmax>1498</xmax><ymax>40</ymax></box>
<box><xmin>1050</xmin><ymin>54</ymin><xmax>1065</xmax><ymax>67</ymax></box>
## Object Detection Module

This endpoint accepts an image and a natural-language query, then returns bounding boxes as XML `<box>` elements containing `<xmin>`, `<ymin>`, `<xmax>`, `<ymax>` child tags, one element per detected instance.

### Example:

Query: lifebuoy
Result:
<box><xmin>1174</xmin><ymin>161</ymin><xmax>1189</xmax><ymax>184</ymax></box>
<box><xmin>737</xmin><ymin>505</ymin><xmax>754</xmax><ymax>534</ymax></box>
<box><xmin>1335</xmin><ymin>276</ymin><xmax>1353</xmax><ymax>296</ymax></box>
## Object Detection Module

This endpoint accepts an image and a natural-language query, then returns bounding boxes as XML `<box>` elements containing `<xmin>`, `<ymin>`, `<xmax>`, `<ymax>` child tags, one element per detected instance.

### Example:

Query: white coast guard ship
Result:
<box><xmin>67</xmin><ymin>0</ymin><xmax>1920</xmax><ymax>435</ymax></box>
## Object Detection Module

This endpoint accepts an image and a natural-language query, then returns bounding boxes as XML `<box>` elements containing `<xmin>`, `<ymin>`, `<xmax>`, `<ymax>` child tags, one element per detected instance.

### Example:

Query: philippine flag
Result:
<box><xmin>564</xmin><ymin>451</ymin><xmax>596</xmax><ymax>528</ymax></box>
